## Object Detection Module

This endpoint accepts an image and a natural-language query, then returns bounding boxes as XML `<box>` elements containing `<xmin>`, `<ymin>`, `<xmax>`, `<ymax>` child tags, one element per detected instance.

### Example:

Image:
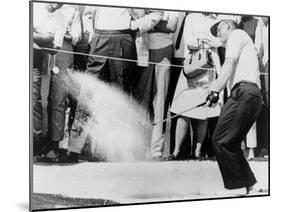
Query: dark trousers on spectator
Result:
<box><xmin>135</xmin><ymin>44</ymin><xmax>173</xmax><ymax>157</ymax></box>
<box><xmin>87</xmin><ymin>30</ymin><xmax>137</xmax><ymax>94</ymax></box>
<box><xmin>48</xmin><ymin>40</ymin><xmax>74</xmax><ymax>142</ymax></box>
<box><xmin>33</xmin><ymin>48</ymin><xmax>43</xmax><ymax>155</ymax></box>
<box><xmin>68</xmin><ymin>31</ymin><xmax>137</xmax><ymax>155</ymax></box>
<box><xmin>212</xmin><ymin>82</ymin><xmax>262</xmax><ymax>189</ymax></box>
<box><xmin>257</xmin><ymin>72</ymin><xmax>269</xmax><ymax>155</ymax></box>
<box><xmin>67</xmin><ymin>44</ymin><xmax>91</xmax><ymax>133</ymax></box>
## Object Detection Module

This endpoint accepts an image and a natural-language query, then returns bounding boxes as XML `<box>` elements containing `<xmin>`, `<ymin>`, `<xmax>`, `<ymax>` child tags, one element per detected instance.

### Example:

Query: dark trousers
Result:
<box><xmin>33</xmin><ymin>48</ymin><xmax>43</xmax><ymax>154</ymax></box>
<box><xmin>87</xmin><ymin>30</ymin><xmax>137</xmax><ymax>94</ymax></box>
<box><xmin>257</xmin><ymin>72</ymin><xmax>269</xmax><ymax>155</ymax></box>
<box><xmin>48</xmin><ymin>40</ymin><xmax>74</xmax><ymax>141</ymax></box>
<box><xmin>67</xmin><ymin>44</ymin><xmax>91</xmax><ymax>132</ymax></box>
<box><xmin>73</xmin><ymin>44</ymin><xmax>90</xmax><ymax>71</ymax></box>
<box><xmin>212</xmin><ymin>81</ymin><xmax>262</xmax><ymax>189</ymax></box>
<box><xmin>135</xmin><ymin>44</ymin><xmax>173</xmax><ymax>119</ymax></box>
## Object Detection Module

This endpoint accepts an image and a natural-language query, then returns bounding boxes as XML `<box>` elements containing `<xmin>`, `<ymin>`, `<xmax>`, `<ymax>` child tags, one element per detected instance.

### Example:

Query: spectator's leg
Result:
<box><xmin>246</xmin><ymin>123</ymin><xmax>257</xmax><ymax>160</ymax></box>
<box><xmin>168</xmin><ymin>58</ymin><xmax>183</xmax><ymax>155</ymax></box>
<box><xmin>87</xmin><ymin>33</ymin><xmax>109</xmax><ymax>81</ymax></box>
<box><xmin>108</xmin><ymin>33</ymin><xmax>136</xmax><ymax>94</ymax></box>
<box><xmin>32</xmin><ymin>67</ymin><xmax>42</xmax><ymax>156</ymax></box>
<box><xmin>191</xmin><ymin>118</ymin><xmax>208</xmax><ymax>158</ymax></box>
<box><xmin>73</xmin><ymin>44</ymin><xmax>90</xmax><ymax>71</ymax></box>
<box><xmin>172</xmin><ymin>116</ymin><xmax>190</xmax><ymax>158</ymax></box>
<box><xmin>33</xmin><ymin>48</ymin><xmax>44</xmax><ymax>156</ymax></box>
<box><xmin>68</xmin><ymin>44</ymin><xmax>90</xmax><ymax>134</ymax></box>
<box><xmin>257</xmin><ymin>73</ymin><xmax>269</xmax><ymax>157</ymax></box>
<box><xmin>149</xmin><ymin>45</ymin><xmax>173</xmax><ymax>159</ymax></box>
<box><xmin>68</xmin><ymin>104</ymin><xmax>90</xmax><ymax>155</ymax></box>
<box><xmin>47</xmin><ymin>40</ymin><xmax>74</xmax><ymax>157</ymax></box>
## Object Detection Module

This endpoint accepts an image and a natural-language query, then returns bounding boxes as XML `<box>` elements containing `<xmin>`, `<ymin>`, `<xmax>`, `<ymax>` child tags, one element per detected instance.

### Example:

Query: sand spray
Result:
<box><xmin>64</xmin><ymin>72</ymin><xmax>153</xmax><ymax>161</ymax></box>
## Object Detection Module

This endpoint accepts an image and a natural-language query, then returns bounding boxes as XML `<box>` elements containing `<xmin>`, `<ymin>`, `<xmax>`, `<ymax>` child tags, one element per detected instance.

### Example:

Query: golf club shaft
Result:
<box><xmin>152</xmin><ymin>101</ymin><xmax>206</xmax><ymax>126</ymax></box>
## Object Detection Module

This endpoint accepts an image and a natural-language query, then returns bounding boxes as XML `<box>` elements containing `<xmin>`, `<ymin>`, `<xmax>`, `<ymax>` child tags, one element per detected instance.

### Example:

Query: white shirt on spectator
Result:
<box><xmin>33</xmin><ymin>3</ymin><xmax>59</xmax><ymax>34</ymax></box>
<box><xmin>95</xmin><ymin>7</ymin><xmax>131</xmax><ymax>30</ymax></box>
<box><xmin>225</xmin><ymin>29</ymin><xmax>261</xmax><ymax>90</ymax></box>
<box><xmin>148</xmin><ymin>11</ymin><xmax>179</xmax><ymax>50</ymax></box>
<box><xmin>255</xmin><ymin>18</ymin><xmax>268</xmax><ymax>67</ymax></box>
<box><xmin>33</xmin><ymin>3</ymin><xmax>80</xmax><ymax>47</ymax></box>
<box><xmin>82</xmin><ymin>6</ymin><xmax>97</xmax><ymax>43</ymax></box>
<box><xmin>64</xmin><ymin>5</ymin><xmax>82</xmax><ymax>46</ymax></box>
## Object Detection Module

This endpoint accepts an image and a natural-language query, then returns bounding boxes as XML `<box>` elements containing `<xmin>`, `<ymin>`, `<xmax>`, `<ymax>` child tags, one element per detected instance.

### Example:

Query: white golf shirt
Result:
<box><xmin>225</xmin><ymin>29</ymin><xmax>261</xmax><ymax>90</ymax></box>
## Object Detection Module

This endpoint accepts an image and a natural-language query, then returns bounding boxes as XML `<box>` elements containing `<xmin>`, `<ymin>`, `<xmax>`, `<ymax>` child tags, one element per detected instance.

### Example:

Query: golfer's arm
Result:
<box><xmin>210</xmin><ymin>57</ymin><xmax>237</xmax><ymax>92</ymax></box>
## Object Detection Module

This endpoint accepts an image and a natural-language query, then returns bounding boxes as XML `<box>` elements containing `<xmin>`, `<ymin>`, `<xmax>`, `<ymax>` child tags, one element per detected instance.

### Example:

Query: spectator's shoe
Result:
<box><xmin>33</xmin><ymin>155</ymin><xmax>43</xmax><ymax>162</ymax></box>
<box><xmin>196</xmin><ymin>156</ymin><xmax>207</xmax><ymax>161</ymax></box>
<box><xmin>165</xmin><ymin>154</ymin><xmax>181</xmax><ymax>161</ymax></box>
<box><xmin>207</xmin><ymin>156</ymin><xmax>216</xmax><ymax>161</ymax></box>
<box><xmin>188</xmin><ymin>154</ymin><xmax>197</xmax><ymax>160</ymax></box>
<box><xmin>81</xmin><ymin>154</ymin><xmax>106</xmax><ymax>162</ymax></box>
<box><xmin>34</xmin><ymin>149</ymin><xmax>59</xmax><ymax>163</ymax></box>
<box><xmin>151</xmin><ymin>155</ymin><xmax>165</xmax><ymax>162</ymax></box>
<box><xmin>57</xmin><ymin>152</ymin><xmax>79</xmax><ymax>163</ymax></box>
<box><xmin>165</xmin><ymin>154</ymin><xmax>176</xmax><ymax>161</ymax></box>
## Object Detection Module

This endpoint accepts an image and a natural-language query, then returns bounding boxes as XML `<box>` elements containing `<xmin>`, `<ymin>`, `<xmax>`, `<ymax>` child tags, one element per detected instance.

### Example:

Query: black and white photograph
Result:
<box><xmin>29</xmin><ymin>0</ymin><xmax>269</xmax><ymax>211</ymax></box>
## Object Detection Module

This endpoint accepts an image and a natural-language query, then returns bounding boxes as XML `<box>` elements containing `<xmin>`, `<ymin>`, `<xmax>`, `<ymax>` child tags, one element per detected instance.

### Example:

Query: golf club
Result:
<box><xmin>152</xmin><ymin>101</ymin><xmax>207</xmax><ymax>126</ymax></box>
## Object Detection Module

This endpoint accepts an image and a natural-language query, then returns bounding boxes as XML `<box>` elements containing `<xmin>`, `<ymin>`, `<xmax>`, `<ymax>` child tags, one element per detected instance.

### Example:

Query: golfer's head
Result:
<box><xmin>216</xmin><ymin>20</ymin><xmax>237</xmax><ymax>44</ymax></box>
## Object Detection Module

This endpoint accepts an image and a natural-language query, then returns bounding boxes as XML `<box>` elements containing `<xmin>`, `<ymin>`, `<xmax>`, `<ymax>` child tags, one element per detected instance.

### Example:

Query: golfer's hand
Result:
<box><xmin>206</xmin><ymin>91</ymin><xmax>219</xmax><ymax>107</ymax></box>
<box><xmin>201</xmin><ymin>38</ymin><xmax>222</xmax><ymax>48</ymax></box>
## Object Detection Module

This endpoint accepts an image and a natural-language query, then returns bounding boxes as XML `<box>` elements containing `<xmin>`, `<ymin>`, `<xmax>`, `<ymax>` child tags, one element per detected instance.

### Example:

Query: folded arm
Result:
<box><xmin>130</xmin><ymin>10</ymin><xmax>164</xmax><ymax>34</ymax></box>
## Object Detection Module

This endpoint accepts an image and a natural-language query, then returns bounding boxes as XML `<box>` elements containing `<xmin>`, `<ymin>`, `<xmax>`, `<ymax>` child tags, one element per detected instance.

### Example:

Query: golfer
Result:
<box><xmin>205</xmin><ymin>16</ymin><xmax>264</xmax><ymax>195</ymax></box>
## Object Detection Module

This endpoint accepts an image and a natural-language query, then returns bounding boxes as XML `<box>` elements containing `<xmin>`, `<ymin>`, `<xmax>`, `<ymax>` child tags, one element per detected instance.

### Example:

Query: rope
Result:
<box><xmin>41</xmin><ymin>47</ymin><xmax>215</xmax><ymax>71</ymax></box>
<box><xmin>41</xmin><ymin>47</ymin><xmax>269</xmax><ymax>75</ymax></box>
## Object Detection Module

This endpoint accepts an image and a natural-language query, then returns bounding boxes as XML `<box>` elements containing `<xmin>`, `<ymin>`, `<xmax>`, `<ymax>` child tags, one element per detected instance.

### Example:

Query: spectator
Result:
<box><xmin>60</xmin><ymin>8</ymin><xmax>165</xmax><ymax>162</ymax></box>
<box><xmin>59</xmin><ymin>6</ymin><xmax>98</xmax><ymax>162</ymax></box>
<box><xmin>239</xmin><ymin>15</ymin><xmax>259</xmax><ymax>160</ymax></box>
<box><xmin>33</xmin><ymin>32</ymin><xmax>54</xmax><ymax>156</ymax></box>
<box><xmin>168</xmin><ymin>12</ymin><xmax>189</xmax><ymax>159</ymax></box>
<box><xmin>85</xmin><ymin>7</ymin><xmax>137</xmax><ymax>94</ymax></box>
<box><xmin>255</xmin><ymin>17</ymin><xmax>269</xmax><ymax>158</ymax></box>
<box><xmin>246</xmin><ymin>123</ymin><xmax>257</xmax><ymax>160</ymax></box>
<box><xmin>63</xmin><ymin>6</ymin><xmax>96</xmax><ymax>149</ymax></box>
<box><xmin>239</xmin><ymin>16</ymin><xmax>258</xmax><ymax>41</ymax></box>
<box><xmin>40</xmin><ymin>4</ymin><xmax>82</xmax><ymax>161</ymax></box>
<box><xmin>169</xmin><ymin>13</ymin><xmax>222</xmax><ymax>160</ymax></box>
<box><xmin>32</xmin><ymin>2</ymin><xmax>64</xmax><ymax>157</ymax></box>
<box><xmin>135</xmin><ymin>10</ymin><xmax>178</xmax><ymax>160</ymax></box>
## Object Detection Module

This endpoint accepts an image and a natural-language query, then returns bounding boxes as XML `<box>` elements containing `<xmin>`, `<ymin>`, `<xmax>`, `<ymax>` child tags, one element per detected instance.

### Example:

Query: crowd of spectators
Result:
<box><xmin>32</xmin><ymin>3</ymin><xmax>269</xmax><ymax>163</ymax></box>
